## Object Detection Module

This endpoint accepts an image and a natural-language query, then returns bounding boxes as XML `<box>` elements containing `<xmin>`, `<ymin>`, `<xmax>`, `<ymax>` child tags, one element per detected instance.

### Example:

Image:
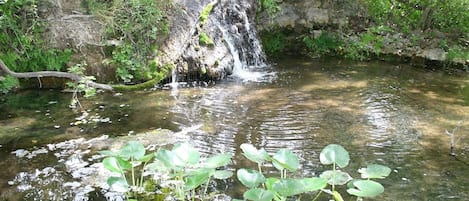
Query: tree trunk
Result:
<box><xmin>0</xmin><ymin>59</ymin><xmax>113</xmax><ymax>91</ymax></box>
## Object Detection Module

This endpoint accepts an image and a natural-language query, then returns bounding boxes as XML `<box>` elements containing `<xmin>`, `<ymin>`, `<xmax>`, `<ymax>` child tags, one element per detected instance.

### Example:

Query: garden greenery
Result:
<box><xmin>0</xmin><ymin>0</ymin><xmax>72</xmax><ymax>92</ymax></box>
<box><xmin>100</xmin><ymin>141</ymin><xmax>390</xmax><ymax>201</ymax></box>
<box><xmin>86</xmin><ymin>0</ymin><xmax>171</xmax><ymax>84</ymax></box>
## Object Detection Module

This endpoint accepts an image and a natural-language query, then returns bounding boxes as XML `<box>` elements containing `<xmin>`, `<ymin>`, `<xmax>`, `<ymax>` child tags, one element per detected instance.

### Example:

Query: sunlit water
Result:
<box><xmin>1</xmin><ymin>58</ymin><xmax>469</xmax><ymax>200</ymax></box>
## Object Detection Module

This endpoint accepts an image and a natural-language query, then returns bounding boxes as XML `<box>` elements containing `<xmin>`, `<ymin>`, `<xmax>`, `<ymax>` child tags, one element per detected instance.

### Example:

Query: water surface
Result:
<box><xmin>1</xmin><ymin>58</ymin><xmax>469</xmax><ymax>200</ymax></box>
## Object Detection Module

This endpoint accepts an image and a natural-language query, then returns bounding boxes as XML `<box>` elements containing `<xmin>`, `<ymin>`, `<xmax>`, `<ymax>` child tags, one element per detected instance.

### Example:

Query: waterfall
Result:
<box><xmin>215</xmin><ymin>0</ymin><xmax>273</xmax><ymax>82</ymax></box>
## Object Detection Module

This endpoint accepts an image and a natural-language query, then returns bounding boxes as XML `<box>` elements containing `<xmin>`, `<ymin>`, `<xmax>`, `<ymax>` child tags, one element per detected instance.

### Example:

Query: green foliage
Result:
<box><xmin>261</xmin><ymin>31</ymin><xmax>287</xmax><ymax>56</ymax></box>
<box><xmin>87</xmin><ymin>0</ymin><xmax>170</xmax><ymax>83</ymax></box>
<box><xmin>101</xmin><ymin>141</ymin><xmax>233</xmax><ymax>200</ymax></box>
<box><xmin>199</xmin><ymin>32</ymin><xmax>215</xmax><ymax>46</ymax></box>
<box><xmin>447</xmin><ymin>46</ymin><xmax>469</xmax><ymax>62</ymax></box>
<box><xmin>200</xmin><ymin>2</ymin><xmax>215</xmax><ymax>25</ymax></box>
<box><xmin>303</xmin><ymin>32</ymin><xmax>343</xmax><ymax>56</ymax></box>
<box><xmin>362</xmin><ymin>0</ymin><xmax>469</xmax><ymax>34</ymax></box>
<box><xmin>0</xmin><ymin>75</ymin><xmax>19</xmax><ymax>94</ymax></box>
<box><xmin>237</xmin><ymin>143</ymin><xmax>391</xmax><ymax>200</ymax></box>
<box><xmin>100</xmin><ymin>141</ymin><xmax>154</xmax><ymax>198</ymax></box>
<box><xmin>0</xmin><ymin>0</ymin><xmax>72</xmax><ymax>73</ymax></box>
<box><xmin>340</xmin><ymin>31</ymin><xmax>384</xmax><ymax>61</ymax></box>
<box><xmin>258</xmin><ymin>0</ymin><xmax>280</xmax><ymax>17</ymax></box>
<box><xmin>66</xmin><ymin>62</ymin><xmax>96</xmax><ymax>109</ymax></box>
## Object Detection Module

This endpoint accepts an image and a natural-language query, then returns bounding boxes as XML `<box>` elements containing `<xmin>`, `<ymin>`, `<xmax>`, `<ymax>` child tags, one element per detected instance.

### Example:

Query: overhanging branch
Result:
<box><xmin>0</xmin><ymin>59</ymin><xmax>113</xmax><ymax>91</ymax></box>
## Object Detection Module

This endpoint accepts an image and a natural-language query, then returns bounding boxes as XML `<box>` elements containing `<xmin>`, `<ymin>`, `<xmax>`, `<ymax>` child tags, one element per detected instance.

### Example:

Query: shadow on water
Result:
<box><xmin>1</xmin><ymin>58</ymin><xmax>469</xmax><ymax>200</ymax></box>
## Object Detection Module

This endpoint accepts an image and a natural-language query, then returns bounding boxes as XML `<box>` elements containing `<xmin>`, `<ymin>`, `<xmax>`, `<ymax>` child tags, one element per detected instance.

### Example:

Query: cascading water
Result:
<box><xmin>214</xmin><ymin>0</ymin><xmax>273</xmax><ymax>82</ymax></box>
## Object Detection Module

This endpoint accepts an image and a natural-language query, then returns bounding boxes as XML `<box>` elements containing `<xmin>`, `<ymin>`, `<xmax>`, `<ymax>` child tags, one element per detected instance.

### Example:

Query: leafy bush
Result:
<box><xmin>0</xmin><ymin>75</ymin><xmax>19</xmax><ymax>94</ymax></box>
<box><xmin>261</xmin><ymin>31</ymin><xmax>287</xmax><ymax>56</ymax></box>
<box><xmin>303</xmin><ymin>32</ymin><xmax>343</xmax><ymax>56</ymax></box>
<box><xmin>87</xmin><ymin>0</ymin><xmax>170</xmax><ymax>83</ymax></box>
<box><xmin>0</xmin><ymin>0</ymin><xmax>72</xmax><ymax>72</ymax></box>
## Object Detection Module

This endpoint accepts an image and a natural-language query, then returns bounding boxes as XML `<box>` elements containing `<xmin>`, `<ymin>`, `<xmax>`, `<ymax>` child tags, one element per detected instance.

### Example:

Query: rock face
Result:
<box><xmin>158</xmin><ymin>0</ymin><xmax>265</xmax><ymax>81</ymax></box>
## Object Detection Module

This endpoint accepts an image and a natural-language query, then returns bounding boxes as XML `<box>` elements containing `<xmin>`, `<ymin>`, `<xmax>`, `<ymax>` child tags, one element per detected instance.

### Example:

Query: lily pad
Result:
<box><xmin>204</xmin><ymin>153</ymin><xmax>232</xmax><ymax>168</ymax></box>
<box><xmin>172</xmin><ymin>143</ymin><xmax>200</xmax><ymax>166</ymax></box>
<box><xmin>272</xmin><ymin>149</ymin><xmax>300</xmax><ymax>172</ymax></box>
<box><xmin>272</xmin><ymin>177</ymin><xmax>327</xmax><ymax>197</ymax></box>
<box><xmin>237</xmin><ymin>168</ymin><xmax>266</xmax><ymax>188</ymax></box>
<box><xmin>103</xmin><ymin>157</ymin><xmax>131</xmax><ymax>173</ymax></box>
<box><xmin>107</xmin><ymin>176</ymin><xmax>129</xmax><ymax>193</ymax></box>
<box><xmin>320</xmin><ymin>144</ymin><xmax>350</xmax><ymax>168</ymax></box>
<box><xmin>358</xmin><ymin>164</ymin><xmax>391</xmax><ymax>179</ymax></box>
<box><xmin>213</xmin><ymin>170</ymin><xmax>233</xmax><ymax>179</ymax></box>
<box><xmin>347</xmin><ymin>180</ymin><xmax>384</xmax><ymax>197</ymax></box>
<box><xmin>240</xmin><ymin>143</ymin><xmax>270</xmax><ymax>164</ymax></box>
<box><xmin>244</xmin><ymin>188</ymin><xmax>274</xmax><ymax>201</ymax></box>
<box><xmin>119</xmin><ymin>141</ymin><xmax>145</xmax><ymax>160</ymax></box>
<box><xmin>320</xmin><ymin>170</ymin><xmax>352</xmax><ymax>185</ymax></box>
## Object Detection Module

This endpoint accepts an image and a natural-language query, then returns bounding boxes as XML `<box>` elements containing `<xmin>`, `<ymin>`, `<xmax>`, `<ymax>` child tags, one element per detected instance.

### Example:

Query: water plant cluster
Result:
<box><xmin>101</xmin><ymin>141</ymin><xmax>390</xmax><ymax>201</ymax></box>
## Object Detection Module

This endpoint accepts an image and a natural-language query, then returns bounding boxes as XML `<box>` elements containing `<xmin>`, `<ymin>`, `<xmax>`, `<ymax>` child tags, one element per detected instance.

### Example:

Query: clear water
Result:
<box><xmin>1</xmin><ymin>58</ymin><xmax>469</xmax><ymax>200</ymax></box>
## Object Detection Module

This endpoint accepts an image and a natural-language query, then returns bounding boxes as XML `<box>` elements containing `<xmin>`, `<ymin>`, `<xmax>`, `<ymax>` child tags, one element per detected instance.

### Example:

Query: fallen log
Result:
<box><xmin>0</xmin><ymin>59</ymin><xmax>113</xmax><ymax>91</ymax></box>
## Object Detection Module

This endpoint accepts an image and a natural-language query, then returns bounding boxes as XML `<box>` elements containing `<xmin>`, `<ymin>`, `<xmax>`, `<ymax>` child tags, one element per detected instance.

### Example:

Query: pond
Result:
<box><xmin>1</xmin><ymin>58</ymin><xmax>469</xmax><ymax>200</ymax></box>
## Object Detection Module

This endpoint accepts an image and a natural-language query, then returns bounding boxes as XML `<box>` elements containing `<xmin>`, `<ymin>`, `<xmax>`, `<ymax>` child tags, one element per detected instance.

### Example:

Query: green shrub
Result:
<box><xmin>261</xmin><ymin>31</ymin><xmax>287</xmax><ymax>56</ymax></box>
<box><xmin>303</xmin><ymin>32</ymin><xmax>343</xmax><ymax>56</ymax></box>
<box><xmin>0</xmin><ymin>0</ymin><xmax>72</xmax><ymax>73</ymax></box>
<box><xmin>87</xmin><ymin>0</ymin><xmax>171</xmax><ymax>83</ymax></box>
<box><xmin>0</xmin><ymin>75</ymin><xmax>19</xmax><ymax>94</ymax></box>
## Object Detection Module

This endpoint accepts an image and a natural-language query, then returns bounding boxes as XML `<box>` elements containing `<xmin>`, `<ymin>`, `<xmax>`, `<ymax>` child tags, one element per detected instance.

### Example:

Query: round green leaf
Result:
<box><xmin>347</xmin><ymin>180</ymin><xmax>384</xmax><ymax>197</ymax></box>
<box><xmin>320</xmin><ymin>144</ymin><xmax>350</xmax><ymax>168</ymax></box>
<box><xmin>213</xmin><ymin>170</ymin><xmax>233</xmax><ymax>179</ymax></box>
<box><xmin>237</xmin><ymin>168</ymin><xmax>266</xmax><ymax>188</ymax></box>
<box><xmin>172</xmin><ymin>143</ymin><xmax>200</xmax><ymax>166</ymax></box>
<box><xmin>265</xmin><ymin>177</ymin><xmax>279</xmax><ymax>191</ymax></box>
<box><xmin>240</xmin><ymin>143</ymin><xmax>270</xmax><ymax>164</ymax></box>
<box><xmin>244</xmin><ymin>188</ymin><xmax>274</xmax><ymax>201</ymax></box>
<box><xmin>107</xmin><ymin>176</ymin><xmax>129</xmax><ymax>193</ymax></box>
<box><xmin>184</xmin><ymin>168</ymin><xmax>211</xmax><ymax>190</ymax></box>
<box><xmin>272</xmin><ymin>178</ymin><xmax>327</xmax><ymax>197</ymax></box>
<box><xmin>138</xmin><ymin>153</ymin><xmax>154</xmax><ymax>163</ymax></box>
<box><xmin>358</xmin><ymin>164</ymin><xmax>391</xmax><ymax>179</ymax></box>
<box><xmin>103</xmin><ymin>157</ymin><xmax>131</xmax><ymax>173</ymax></box>
<box><xmin>155</xmin><ymin>149</ymin><xmax>176</xmax><ymax>169</ymax></box>
<box><xmin>272</xmin><ymin>149</ymin><xmax>300</xmax><ymax>172</ymax></box>
<box><xmin>204</xmin><ymin>153</ymin><xmax>233</xmax><ymax>168</ymax></box>
<box><xmin>119</xmin><ymin>141</ymin><xmax>145</xmax><ymax>160</ymax></box>
<box><xmin>319</xmin><ymin>170</ymin><xmax>352</xmax><ymax>185</ymax></box>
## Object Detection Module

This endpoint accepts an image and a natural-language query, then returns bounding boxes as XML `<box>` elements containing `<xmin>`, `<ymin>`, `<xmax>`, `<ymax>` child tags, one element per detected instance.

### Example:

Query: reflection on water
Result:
<box><xmin>1</xmin><ymin>58</ymin><xmax>469</xmax><ymax>200</ymax></box>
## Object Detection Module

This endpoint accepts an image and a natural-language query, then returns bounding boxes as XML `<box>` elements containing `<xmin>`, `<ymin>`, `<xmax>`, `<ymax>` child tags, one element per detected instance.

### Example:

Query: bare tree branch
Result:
<box><xmin>0</xmin><ymin>58</ymin><xmax>113</xmax><ymax>91</ymax></box>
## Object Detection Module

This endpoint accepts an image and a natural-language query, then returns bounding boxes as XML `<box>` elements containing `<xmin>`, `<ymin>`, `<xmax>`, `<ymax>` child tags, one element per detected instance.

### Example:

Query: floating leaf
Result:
<box><xmin>243</xmin><ymin>188</ymin><xmax>274</xmax><ymax>201</ymax></box>
<box><xmin>138</xmin><ymin>153</ymin><xmax>155</xmax><ymax>163</ymax></box>
<box><xmin>320</xmin><ymin>144</ymin><xmax>350</xmax><ymax>168</ymax></box>
<box><xmin>103</xmin><ymin>157</ymin><xmax>131</xmax><ymax>173</ymax></box>
<box><xmin>155</xmin><ymin>149</ymin><xmax>176</xmax><ymax>170</ymax></box>
<box><xmin>358</xmin><ymin>164</ymin><xmax>391</xmax><ymax>179</ymax></box>
<box><xmin>213</xmin><ymin>170</ymin><xmax>233</xmax><ymax>179</ymax></box>
<box><xmin>172</xmin><ymin>143</ymin><xmax>200</xmax><ymax>166</ymax></box>
<box><xmin>185</xmin><ymin>168</ymin><xmax>211</xmax><ymax>190</ymax></box>
<box><xmin>204</xmin><ymin>153</ymin><xmax>232</xmax><ymax>168</ymax></box>
<box><xmin>347</xmin><ymin>180</ymin><xmax>384</xmax><ymax>197</ymax></box>
<box><xmin>237</xmin><ymin>168</ymin><xmax>266</xmax><ymax>188</ymax></box>
<box><xmin>265</xmin><ymin>177</ymin><xmax>279</xmax><ymax>190</ymax></box>
<box><xmin>272</xmin><ymin>178</ymin><xmax>327</xmax><ymax>197</ymax></box>
<box><xmin>107</xmin><ymin>176</ymin><xmax>129</xmax><ymax>193</ymax></box>
<box><xmin>272</xmin><ymin>149</ymin><xmax>300</xmax><ymax>172</ymax></box>
<box><xmin>240</xmin><ymin>143</ymin><xmax>270</xmax><ymax>164</ymax></box>
<box><xmin>119</xmin><ymin>141</ymin><xmax>145</xmax><ymax>160</ymax></box>
<box><xmin>320</xmin><ymin>170</ymin><xmax>352</xmax><ymax>185</ymax></box>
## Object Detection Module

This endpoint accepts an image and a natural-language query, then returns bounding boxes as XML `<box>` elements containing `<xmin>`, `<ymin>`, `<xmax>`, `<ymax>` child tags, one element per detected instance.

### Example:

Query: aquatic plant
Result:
<box><xmin>100</xmin><ymin>141</ymin><xmax>233</xmax><ymax>200</ymax></box>
<box><xmin>236</xmin><ymin>143</ymin><xmax>391</xmax><ymax>201</ymax></box>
